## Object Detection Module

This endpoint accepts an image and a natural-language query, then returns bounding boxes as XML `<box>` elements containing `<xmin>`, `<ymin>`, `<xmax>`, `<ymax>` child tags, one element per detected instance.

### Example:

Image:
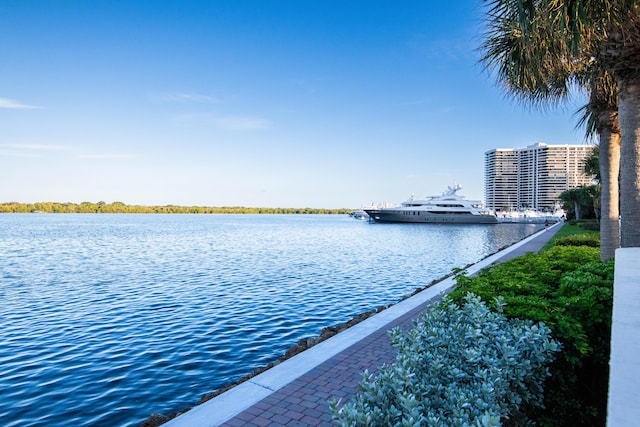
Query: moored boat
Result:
<box><xmin>496</xmin><ymin>208</ymin><xmax>564</xmax><ymax>224</ymax></box>
<box><xmin>348</xmin><ymin>210</ymin><xmax>369</xmax><ymax>220</ymax></box>
<box><xmin>364</xmin><ymin>185</ymin><xmax>498</xmax><ymax>224</ymax></box>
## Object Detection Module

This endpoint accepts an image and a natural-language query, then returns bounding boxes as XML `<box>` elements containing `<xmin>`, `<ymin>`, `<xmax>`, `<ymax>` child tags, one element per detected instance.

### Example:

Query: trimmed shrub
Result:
<box><xmin>330</xmin><ymin>294</ymin><xmax>560</xmax><ymax>427</ymax></box>
<box><xmin>448</xmin><ymin>246</ymin><xmax>613</xmax><ymax>426</ymax></box>
<box><xmin>579</xmin><ymin>221</ymin><xmax>600</xmax><ymax>231</ymax></box>
<box><xmin>553</xmin><ymin>234</ymin><xmax>600</xmax><ymax>247</ymax></box>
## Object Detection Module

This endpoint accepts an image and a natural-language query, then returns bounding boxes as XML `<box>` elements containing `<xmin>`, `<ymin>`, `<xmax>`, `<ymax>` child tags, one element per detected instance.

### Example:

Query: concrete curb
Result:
<box><xmin>165</xmin><ymin>222</ymin><xmax>560</xmax><ymax>427</ymax></box>
<box><xmin>607</xmin><ymin>248</ymin><xmax>640</xmax><ymax>426</ymax></box>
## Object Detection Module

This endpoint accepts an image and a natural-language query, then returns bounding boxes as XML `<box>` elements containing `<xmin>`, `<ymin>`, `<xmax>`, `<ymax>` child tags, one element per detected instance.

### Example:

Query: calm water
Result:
<box><xmin>0</xmin><ymin>214</ymin><xmax>542</xmax><ymax>426</ymax></box>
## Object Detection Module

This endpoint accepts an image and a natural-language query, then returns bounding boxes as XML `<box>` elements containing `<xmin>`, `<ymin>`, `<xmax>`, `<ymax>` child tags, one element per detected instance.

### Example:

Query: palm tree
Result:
<box><xmin>580</xmin><ymin>145</ymin><xmax>602</xmax><ymax>220</ymax></box>
<box><xmin>546</xmin><ymin>0</ymin><xmax>640</xmax><ymax>246</ymax></box>
<box><xmin>596</xmin><ymin>2</ymin><xmax>640</xmax><ymax>248</ymax></box>
<box><xmin>576</xmin><ymin>76</ymin><xmax>621</xmax><ymax>259</ymax></box>
<box><xmin>480</xmin><ymin>0</ymin><xmax>621</xmax><ymax>259</ymax></box>
<box><xmin>560</xmin><ymin>187</ymin><xmax>584</xmax><ymax>220</ymax></box>
<box><xmin>582</xmin><ymin>144</ymin><xmax>601</xmax><ymax>180</ymax></box>
<box><xmin>560</xmin><ymin>185</ymin><xmax>599</xmax><ymax>220</ymax></box>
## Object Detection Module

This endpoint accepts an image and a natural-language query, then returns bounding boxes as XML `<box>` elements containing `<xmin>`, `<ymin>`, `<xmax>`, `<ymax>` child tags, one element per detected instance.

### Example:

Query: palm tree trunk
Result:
<box><xmin>598</xmin><ymin>113</ymin><xmax>621</xmax><ymax>260</ymax></box>
<box><xmin>618</xmin><ymin>79</ymin><xmax>640</xmax><ymax>247</ymax></box>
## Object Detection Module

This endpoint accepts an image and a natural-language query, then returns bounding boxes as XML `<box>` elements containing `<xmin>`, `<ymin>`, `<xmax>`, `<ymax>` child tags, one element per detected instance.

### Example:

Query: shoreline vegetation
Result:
<box><xmin>0</xmin><ymin>201</ymin><xmax>351</xmax><ymax>215</ymax></box>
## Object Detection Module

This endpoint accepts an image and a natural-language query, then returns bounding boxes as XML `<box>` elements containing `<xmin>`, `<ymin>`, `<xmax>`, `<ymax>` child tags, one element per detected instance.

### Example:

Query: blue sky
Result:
<box><xmin>1</xmin><ymin>0</ymin><xmax>588</xmax><ymax>208</ymax></box>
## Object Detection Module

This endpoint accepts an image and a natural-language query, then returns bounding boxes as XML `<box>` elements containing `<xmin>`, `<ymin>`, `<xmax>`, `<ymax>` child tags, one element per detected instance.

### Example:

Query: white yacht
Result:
<box><xmin>364</xmin><ymin>185</ymin><xmax>498</xmax><ymax>224</ymax></box>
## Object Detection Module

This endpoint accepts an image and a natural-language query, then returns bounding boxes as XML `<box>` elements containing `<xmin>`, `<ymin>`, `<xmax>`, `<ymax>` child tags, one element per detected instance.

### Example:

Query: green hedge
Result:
<box><xmin>448</xmin><ymin>245</ymin><xmax>613</xmax><ymax>426</ymax></box>
<box><xmin>553</xmin><ymin>234</ymin><xmax>600</xmax><ymax>247</ymax></box>
<box><xmin>566</xmin><ymin>219</ymin><xmax>600</xmax><ymax>231</ymax></box>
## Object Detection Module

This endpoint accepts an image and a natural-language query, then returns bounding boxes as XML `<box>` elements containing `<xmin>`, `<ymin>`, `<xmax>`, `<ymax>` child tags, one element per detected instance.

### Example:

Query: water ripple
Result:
<box><xmin>0</xmin><ymin>214</ymin><xmax>541</xmax><ymax>426</ymax></box>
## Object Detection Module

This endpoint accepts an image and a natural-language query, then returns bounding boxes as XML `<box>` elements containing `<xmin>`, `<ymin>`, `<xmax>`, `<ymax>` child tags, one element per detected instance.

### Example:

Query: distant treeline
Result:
<box><xmin>0</xmin><ymin>201</ymin><xmax>351</xmax><ymax>215</ymax></box>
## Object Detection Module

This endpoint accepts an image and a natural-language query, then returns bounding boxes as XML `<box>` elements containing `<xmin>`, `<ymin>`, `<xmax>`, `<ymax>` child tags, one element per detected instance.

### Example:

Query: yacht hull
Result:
<box><xmin>364</xmin><ymin>209</ymin><xmax>499</xmax><ymax>224</ymax></box>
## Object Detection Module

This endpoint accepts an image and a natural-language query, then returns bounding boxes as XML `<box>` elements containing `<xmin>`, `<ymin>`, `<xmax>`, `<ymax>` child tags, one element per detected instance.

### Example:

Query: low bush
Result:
<box><xmin>330</xmin><ymin>294</ymin><xmax>560</xmax><ymax>427</ymax></box>
<box><xmin>448</xmin><ymin>245</ymin><xmax>614</xmax><ymax>426</ymax></box>
<box><xmin>553</xmin><ymin>234</ymin><xmax>600</xmax><ymax>247</ymax></box>
<box><xmin>541</xmin><ymin>223</ymin><xmax>599</xmax><ymax>252</ymax></box>
<box><xmin>566</xmin><ymin>219</ymin><xmax>599</xmax><ymax>230</ymax></box>
<box><xmin>579</xmin><ymin>221</ymin><xmax>600</xmax><ymax>231</ymax></box>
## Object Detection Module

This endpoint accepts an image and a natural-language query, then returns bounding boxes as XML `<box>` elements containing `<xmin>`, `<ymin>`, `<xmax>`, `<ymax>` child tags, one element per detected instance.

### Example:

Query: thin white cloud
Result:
<box><xmin>408</xmin><ymin>34</ymin><xmax>475</xmax><ymax>62</ymax></box>
<box><xmin>394</xmin><ymin>99</ymin><xmax>428</xmax><ymax>107</ymax></box>
<box><xmin>0</xmin><ymin>143</ymin><xmax>69</xmax><ymax>157</ymax></box>
<box><xmin>0</xmin><ymin>148</ymin><xmax>39</xmax><ymax>158</ymax></box>
<box><xmin>77</xmin><ymin>153</ymin><xmax>134</xmax><ymax>160</ymax></box>
<box><xmin>213</xmin><ymin>115</ymin><xmax>271</xmax><ymax>131</ymax></box>
<box><xmin>155</xmin><ymin>92</ymin><xmax>221</xmax><ymax>104</ymax></box>
<box><xmin>0</xmin><ymin>143</ymin><xmax>69</xmax><ymax>151</ymax></box>
<box><xmin>173</xmin><ymin>112</ymin><xmax>271</xmax><ymax>130</ymax></box>
<box><xmin>0</xmin><ymin>97</ymin><xmax>41</xmax><ymax>109</ymax></box>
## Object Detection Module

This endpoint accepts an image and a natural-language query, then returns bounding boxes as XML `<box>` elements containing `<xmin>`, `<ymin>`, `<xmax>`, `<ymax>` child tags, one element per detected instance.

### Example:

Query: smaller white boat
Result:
<box><xmin>496</xmin><ymin>205</ymin><xmax>565</xmax><ymax>224</ymax></box>
<box><xmin>349</xmin><ymin>210</ymin><xmax>369</xmax><ymax>220</ymax></box>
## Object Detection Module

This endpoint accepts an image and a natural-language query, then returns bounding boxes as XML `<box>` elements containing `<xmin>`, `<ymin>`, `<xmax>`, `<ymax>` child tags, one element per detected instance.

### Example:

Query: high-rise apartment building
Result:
<box><xmin>484</xmin><ymin>143</ymin><xmax>595</xmax><ymax>211</ymax></box>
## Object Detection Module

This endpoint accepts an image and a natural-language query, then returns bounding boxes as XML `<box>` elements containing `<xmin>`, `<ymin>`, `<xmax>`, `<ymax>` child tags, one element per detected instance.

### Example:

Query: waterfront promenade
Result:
<box><xmin>164</xmin><ymin>223</ymin><xmax>562</xmax><ymax>427</ymax></box>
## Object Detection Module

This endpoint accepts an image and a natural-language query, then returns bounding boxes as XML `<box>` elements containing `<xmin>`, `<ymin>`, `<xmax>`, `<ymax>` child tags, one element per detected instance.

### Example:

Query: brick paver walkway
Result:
<box><xmin>221</xmin><ymin>301</ymin><xmax>429</xmax><ymax>427</ymax></box>
<box><xmin>169</xmin><ymin>223</ymin><xmax>562</xmax><ymax>427</ymax></box>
